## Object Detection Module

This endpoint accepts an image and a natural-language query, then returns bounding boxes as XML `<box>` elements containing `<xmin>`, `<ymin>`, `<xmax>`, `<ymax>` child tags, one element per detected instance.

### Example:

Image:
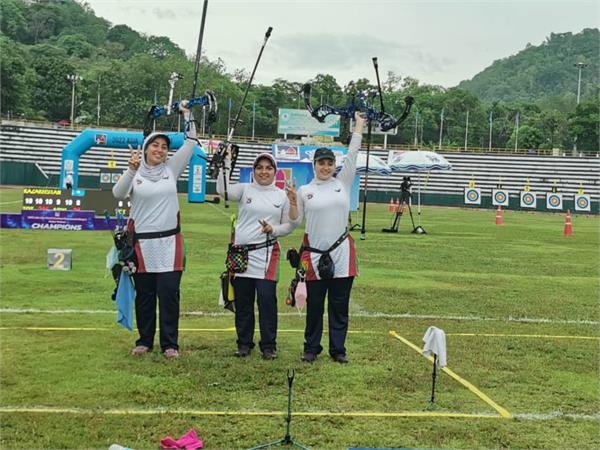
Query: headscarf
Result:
<box><xmin>252</xmin><ymin>153</ymin><xmax>278</xmax><ymax>188</ymax></box>
<box><xmin>138</xmin><ymin>132</ymin><xmax>171</xmax><ymax>182</ymax></box>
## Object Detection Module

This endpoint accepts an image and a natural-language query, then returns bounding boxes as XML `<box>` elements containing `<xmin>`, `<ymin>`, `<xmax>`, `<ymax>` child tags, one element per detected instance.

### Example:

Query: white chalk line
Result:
<box><xmin>1</xmin><ymin>308</ymin><xmax>598</xmax><ymax>326</ymax></box>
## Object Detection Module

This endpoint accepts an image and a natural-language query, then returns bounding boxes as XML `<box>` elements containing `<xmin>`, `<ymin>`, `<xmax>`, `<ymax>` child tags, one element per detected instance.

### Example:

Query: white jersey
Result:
<box><xmin>217</xmin><ymin>168</ymin><xmax>295</xmax><ymax>281</ymax></box>
<box><xmin>113</xmin><ymin>134</ymin><xmax>196</xmax><ymax>273</ymax></box>
<box><xmin>294</xmin><ymin>132</ymin><xmax>362</xmax><ymax>281</ymax></box>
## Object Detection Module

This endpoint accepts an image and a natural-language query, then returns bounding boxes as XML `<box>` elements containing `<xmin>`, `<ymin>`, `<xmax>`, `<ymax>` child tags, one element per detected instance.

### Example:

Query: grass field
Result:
<box><xmin>0</xmin><ymin>185</ymin><xmax>598</xmax><ymax>449</ymax></box>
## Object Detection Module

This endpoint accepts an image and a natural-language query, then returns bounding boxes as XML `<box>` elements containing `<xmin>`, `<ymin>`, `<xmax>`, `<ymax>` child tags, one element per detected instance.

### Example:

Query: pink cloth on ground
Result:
<box><xmin>160</xmin><ymin>429</ymin><xmax>203</xmax><ymax>450</ymax></box>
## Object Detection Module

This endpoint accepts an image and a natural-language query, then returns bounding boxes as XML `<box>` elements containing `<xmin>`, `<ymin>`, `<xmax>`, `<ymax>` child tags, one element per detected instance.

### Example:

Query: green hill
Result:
<box><xmin>458</xmin><ymin>28</ymin><xmax>599</xmax><ymax>104</ymax></box>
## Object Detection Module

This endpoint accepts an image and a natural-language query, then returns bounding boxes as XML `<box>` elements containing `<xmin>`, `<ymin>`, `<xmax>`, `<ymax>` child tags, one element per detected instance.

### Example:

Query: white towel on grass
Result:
<box><xmin>423</xmin><ymin>326</ymin><xmax>447</xmax><ymax>368</ymax></box>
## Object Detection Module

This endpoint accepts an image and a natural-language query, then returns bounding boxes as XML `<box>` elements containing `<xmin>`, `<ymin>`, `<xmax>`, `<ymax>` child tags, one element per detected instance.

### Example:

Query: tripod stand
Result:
<box><xmin>249</xmin><ymin>369</ymin><xmax>309</xmax><ymax>450</ymax></box>
<box><xmin>382</xmin><ymin>192</ymin><xmax>416</xmax><ymax>233</ymax></box>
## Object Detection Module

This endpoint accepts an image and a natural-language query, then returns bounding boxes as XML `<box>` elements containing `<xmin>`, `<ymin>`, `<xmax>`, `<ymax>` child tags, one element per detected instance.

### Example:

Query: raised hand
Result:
<box><xmin>354</xmin><ymin>111</ymin><xmax>366</xmax><ymax>134</ymax></box>
<box><xmin>285</xmin><ymin>178</ymin><xmax>297</xmax><ymax>206</ymax></box>
<box><xmin>178</xmin><ymin>100</ymin><xmax>190</xmax><ymax>114</ymax></box>
<box><xmin>259</xmin><ymin>219</ymin><xmax>273</xmax><ymax>235</ymax></box>
<box><xmin>128</xmin><ymin>144</ymin><xmax>141</xmax><ymax>171</ymax></box>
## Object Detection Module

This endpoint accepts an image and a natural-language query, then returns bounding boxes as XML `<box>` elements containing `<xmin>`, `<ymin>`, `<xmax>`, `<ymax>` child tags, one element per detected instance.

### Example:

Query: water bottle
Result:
<box><xmin>108</xmin><ymin>445</ymin><xmax>132</xmax><ymax>450</ymax></box>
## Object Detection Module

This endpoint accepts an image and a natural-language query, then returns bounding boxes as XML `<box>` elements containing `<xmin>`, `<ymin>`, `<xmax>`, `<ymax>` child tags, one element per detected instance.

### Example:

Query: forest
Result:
<box><xmin>1</xmin><ymin>0</ymin><xmax>598</xmax><ymax>152</ymax></box>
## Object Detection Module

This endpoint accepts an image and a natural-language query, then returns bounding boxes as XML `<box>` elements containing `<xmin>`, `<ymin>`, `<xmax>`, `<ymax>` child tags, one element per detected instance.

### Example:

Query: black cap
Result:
<box><xmin>313</xmin><ymin>147</ymin><xmax>335</xmax><ymax>162</ymax></box>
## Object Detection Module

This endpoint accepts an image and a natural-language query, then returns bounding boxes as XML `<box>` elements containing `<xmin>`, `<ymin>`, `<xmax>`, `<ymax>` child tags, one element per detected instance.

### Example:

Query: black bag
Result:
<box><xmin>114</xmin><ymin>231</ymin><xmax>138</xmax><ymax>271</ymax></box>
<box><xmin>300</xmin><ymin>230</ymin><xmax>348</xmax><ymax>280</ymax></box>
<box><xmin>317</xmin><ymin>252</ymin><xmax>335</xmax><ymax>280</ymax></box>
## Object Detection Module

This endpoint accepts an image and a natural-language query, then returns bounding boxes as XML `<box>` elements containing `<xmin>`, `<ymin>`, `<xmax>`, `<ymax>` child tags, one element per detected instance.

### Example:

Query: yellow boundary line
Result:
<box><xmin>389</xmin><ymin>330</ymin><xmax>512</xmax><ymax>419</ymax></box>
<box><xmin>0</xmin><ymin>407</ymin><xmax>502</xmax><ymax>419</ymax></box>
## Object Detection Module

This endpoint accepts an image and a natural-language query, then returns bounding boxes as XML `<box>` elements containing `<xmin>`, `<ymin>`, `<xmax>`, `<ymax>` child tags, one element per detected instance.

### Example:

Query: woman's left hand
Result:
<box><xmin>285</xmin><ymin>179</ymin><xmax>297</xmax><ymax>206</ymax></box>
<box><xmin>259</xmin><ymin>219</ymin><xmax>273</xmax><ymax>234</ymax></box>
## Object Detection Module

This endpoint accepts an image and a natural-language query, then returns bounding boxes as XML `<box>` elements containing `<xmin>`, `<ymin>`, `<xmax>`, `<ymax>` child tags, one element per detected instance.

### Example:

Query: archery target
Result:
<box><xmin>492</xmin><ymin>189</ymin><xmax>509</xmax><ymax>206</ymax></box>
<box><xmin>575</xmin><ymin>194</ymin><xmax>591</xmax><ymax>212</ymax></box>
<box><xmin>520</xmin><ymin>191</ymin><xmax>537</xmax><ymax>209</ymax></box>
<box><xmin>546</xmin><ymin>193</ymin><xmax>563</xmax><ymax>210</ymax></box>
<box><xmin>464</xmin><ymin>188</ymin><xmax>481</xmax><ymax>205</ymax></box>
<box><xmin>100</xmin><ymin>173</ymin><xmax>111</xmax><ymax>184</ymax></box>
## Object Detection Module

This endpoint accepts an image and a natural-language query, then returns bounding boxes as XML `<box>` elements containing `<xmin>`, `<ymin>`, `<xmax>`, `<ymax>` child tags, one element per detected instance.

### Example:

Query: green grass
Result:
<box><xmin>0</xmin><ymin>186</ymin><xmax>599</xmax><ymax>449</ymax></box>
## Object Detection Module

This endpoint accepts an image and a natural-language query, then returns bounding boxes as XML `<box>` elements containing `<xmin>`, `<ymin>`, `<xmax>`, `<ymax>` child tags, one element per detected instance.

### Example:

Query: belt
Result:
<box><xmin>301</xmin><ymin>230</ymin><xmax>349</xmax><ymax>255</ymax></box>
<box><xmin>134</xmin><ymin>226</ymin><xmax>180</xmax><ymax>240</ymax></box>
<box><xmin>245</xmin><ymin>238</ymin><xmax>277</xmax><ymax>251</ymax></box>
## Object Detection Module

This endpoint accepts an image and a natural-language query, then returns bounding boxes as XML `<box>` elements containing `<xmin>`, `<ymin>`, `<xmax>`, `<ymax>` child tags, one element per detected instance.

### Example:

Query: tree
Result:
<box><xmin>0</xmin><ymin>0</ymin><xmax>28</xmax><ymax>42</ymax></box>
<box><xmin>144</xmin><ymin>36</ymin><xmax>185</xmax><ymax>59</ymax></box>
<box><xmin>26</xmin><ymin>3</ymin><xmax>60</xmax><ymax>44</ymax></box>
<box><xmin>310</xmin><ymin>74</ymin><xmax>343</xmax><ymax>105</ymax></box>
<box><xmin>0</xmin><ymin>37</ymin><xmax>33</xmax><ymax>116</ymax></box>
<box><xmin>29</xmin><ymin>46</ymin><xmax>75</xmax><ymax>120</ymax></box>
<box><xmin>106</xmin><ymin>25</ymin><xmax>144</xmax><ymax>51</ymax></box>
<box><xmin>57</xmin><ymin>33</ymin><xmax>95</xmax><ymax>58</ymax></box>
<box><xmin>508</xmin><ymin>124</ymin><xmax>544</xmax><ymax>149</ymax></box>
<box><xmin>568</xmin><ymin>97</ymin><xmax>599</xmax><ymax>153</ymax></box>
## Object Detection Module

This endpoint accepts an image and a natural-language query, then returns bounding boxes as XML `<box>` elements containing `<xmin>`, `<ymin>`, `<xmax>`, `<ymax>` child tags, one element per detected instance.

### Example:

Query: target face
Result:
<box><xmin>467</xmin><ymin>190</ymin><xmax>479</xmax><ymax>201</ymax></box>
<box><xmin>546</xmin><ymin>193</ymin><xmax>563</xmax><ymax>210</ymax></box>
<box><xmin>492</xmin><ymin>189</ymin><xmax>509</xmax><ymax>206</ymax></box>
<box><xmin>548</xmin><ymin>195</ymin><xmax>560</xmax><ymax>207</ymax></box>
<box><xmin>575</xmin><ymin>195</ymin><xmax>590</xmax><ymax>211</ymax></box>
<box><xmin>520</xmin><ymin>191</ymin><xmax>536</xmax><ymax>208</ymax></box>
<box><xmin>464</xmin><ymin>188</ymin><xmax>481</xmax><ymax>205</ymax></box>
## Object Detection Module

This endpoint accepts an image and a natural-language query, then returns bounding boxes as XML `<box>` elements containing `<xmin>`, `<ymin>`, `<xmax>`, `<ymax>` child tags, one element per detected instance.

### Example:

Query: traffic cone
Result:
<box><xmin>564</xmin><ymin>209</ymin><xmax>573</xmax><ymax>236</ymax></box>
<box><xmin>394</xmin><ymin>199</ymin><xmax>400</xmax><ymax>213</ymax></box>
<box><xmin>388</xmin><ymin>198</ymin><xmax>394</xmax><ymax>212</ymax></box>
<box><xmin>495</xmin><ymin>206</ymin><xmax>503</xmax><ymax>225</ymax></box>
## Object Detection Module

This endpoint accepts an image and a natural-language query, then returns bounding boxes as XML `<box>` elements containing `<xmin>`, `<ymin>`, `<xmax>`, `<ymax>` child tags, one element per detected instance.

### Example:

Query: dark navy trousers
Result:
<box><xmin>231</xmin><ymin>277</ymin><xmax>278</xmax><ymax>352</ymax></box>
<box><xmin>304</xmin><ymin>277</ymin><xmax>354</xmax><ymax>357</ymax></box>
<box><xmin>133</xmin><ymin>271</ymin><xmax>182</xmax><ymax>352</ymax></box>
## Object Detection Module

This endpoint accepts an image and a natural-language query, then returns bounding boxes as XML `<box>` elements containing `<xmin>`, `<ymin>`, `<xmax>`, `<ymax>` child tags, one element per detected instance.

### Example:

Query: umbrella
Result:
<box><xmin>335</xmin><ymin>151</ymin><xmax>393</xmax><ymax>176</ymax></box>
<box><xmin>388</xmin><ymin>150</ymin><xmax>453</xmax><ymax>233</ymax></box>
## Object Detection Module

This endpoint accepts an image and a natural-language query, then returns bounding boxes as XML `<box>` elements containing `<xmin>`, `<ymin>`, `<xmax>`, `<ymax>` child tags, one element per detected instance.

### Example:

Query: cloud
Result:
<box><xmin>269</xmin><ymin>33</ymin><xmax>452</xmax><ymax>76</ymax></box>
<box><xmin>152</xmin><ymin>7</ymin><xmax>177</xmax><ymax>20</ymax></box>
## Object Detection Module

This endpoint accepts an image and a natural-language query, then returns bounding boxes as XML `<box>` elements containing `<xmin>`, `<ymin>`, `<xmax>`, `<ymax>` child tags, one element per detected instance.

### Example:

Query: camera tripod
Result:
<box><xmin>248</xmin><ymin>369</ymin><xmax>309</xmax><ymax>450</ymax></box>
<box><xmin>382</xmin><ymin>193</ymin><xmax>416</xmax><ymax>233</ymax></box>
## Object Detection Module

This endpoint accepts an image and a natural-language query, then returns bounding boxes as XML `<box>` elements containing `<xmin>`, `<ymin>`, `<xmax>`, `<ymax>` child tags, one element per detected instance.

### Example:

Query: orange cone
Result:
<box><xmin>564</xmin><ymin>209</ymin><xmax>573</xmax><ymax>236</ymax></box>
<box><xmin>495</xmin><ymin>206</ymin><xmax>503</xmax><ymax>225</ymax></box>
<box><xmin>394</xmin><ymin>199</ymin><xmax>400</xmax><ymax>213</ymax></box>
<box><xmin>388</xmin><ymin>198</ymin><xmax>394</xmax><ymax>212</ymax></box>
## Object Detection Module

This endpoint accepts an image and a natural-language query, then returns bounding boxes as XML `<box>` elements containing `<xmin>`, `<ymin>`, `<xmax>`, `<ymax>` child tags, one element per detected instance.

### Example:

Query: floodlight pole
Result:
<box><xmin>438</xmin><ymin>108</ymin><xmax>444</xmax><ymax>150</ymax></box>
<box><xmin>67</xmin><ymin>74</ymin><xmax>81</xmax><ymax>129</ymax></box>
<box><xmin>414</xmin><ymin>109</ymin><xmax>419</xmax><ymax>147</ymax></box>
<box><xmin>573</xmin><ymin>62</ymin><xmax>588</xmax><ymax>152</ymax></box>
<box><xmin>464</xmin><ymin>109</ymin><xmax>469</xmax><ymax>151</ymax></box>
<box><xmin>514</xmin><ymin>112</ymin><xmax>520</xmax><ymax>151</ymax></box>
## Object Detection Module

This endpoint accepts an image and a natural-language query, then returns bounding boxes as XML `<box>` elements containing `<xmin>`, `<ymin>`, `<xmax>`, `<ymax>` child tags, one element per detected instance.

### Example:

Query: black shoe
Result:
<box><xmin>332</xmin><ymin>353</ymin><xmax>349</xmax><ymax>364</ymax></box>
<box><xmin>301</xmin><ymin>352</ymin><xmax>317</xmax><ymax>363</ymax></box>
<box><xmin>262</xmin><ymin>349</ymin><xmax>277</xmax><ymax>360</ymax></box>
<box><xmin>235</xmin><ymin>346</ymin><xmax>251</xmax><ymax>357</ymax></box>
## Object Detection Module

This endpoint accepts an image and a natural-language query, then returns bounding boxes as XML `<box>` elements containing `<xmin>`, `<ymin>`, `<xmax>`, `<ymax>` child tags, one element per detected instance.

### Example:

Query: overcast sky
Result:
<box><xmin>86</xmin><ymin>0</ymin><xmax>598</xmax><ymax>88</ymax></box>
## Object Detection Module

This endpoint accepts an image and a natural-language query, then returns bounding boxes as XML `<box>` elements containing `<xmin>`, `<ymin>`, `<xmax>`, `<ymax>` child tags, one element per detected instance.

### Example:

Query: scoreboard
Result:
<box><xmin>21</xmin><ymin>188</ymin><xmax>130</xmax><ymax>216</ymax></box>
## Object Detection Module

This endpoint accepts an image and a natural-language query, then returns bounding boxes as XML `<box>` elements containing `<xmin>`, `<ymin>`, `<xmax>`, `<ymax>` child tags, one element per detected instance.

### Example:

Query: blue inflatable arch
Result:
<box><xmin>59</xmin><ymin>129</ymin><xmax>206</xmax><ymax>202</ymax></box>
